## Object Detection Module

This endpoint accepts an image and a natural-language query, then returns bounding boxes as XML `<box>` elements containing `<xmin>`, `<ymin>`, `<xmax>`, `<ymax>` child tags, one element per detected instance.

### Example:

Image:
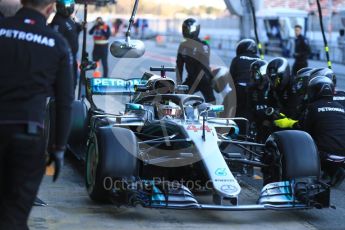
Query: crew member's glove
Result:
<box><xmin>47</xmin><ymin>150</ymin><xmax>65</xmax><ymax>182</ymax></box>
<box><xmin>274</xmin><ymin>117</ymin><xmax>298</xmax><ymax>129</ymax></box>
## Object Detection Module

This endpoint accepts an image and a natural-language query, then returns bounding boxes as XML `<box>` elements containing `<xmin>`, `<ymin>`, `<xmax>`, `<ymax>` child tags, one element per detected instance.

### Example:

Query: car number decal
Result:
<box><xmin>186</xmin><ymin>125</ymin><xmax>212</xmax><ymax>132</ymax></box>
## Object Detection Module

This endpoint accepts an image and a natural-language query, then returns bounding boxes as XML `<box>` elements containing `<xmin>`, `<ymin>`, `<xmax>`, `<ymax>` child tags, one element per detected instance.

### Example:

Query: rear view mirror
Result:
<box><xmin>126</xmin><ymin>103</ymin><xmax>144</xmax><ymax>111</ymax></box>
<box><xmin>110</xmin><ymin>39</ymin><xmax>145</xmax><ymax>58</ymax></box>
<box><xmin>110</xmin><ymin>0</ymin><xmax>144</xmax><ymax>58</ymax></box>
<box><xmin>208</xmin><ymin>105</ymin><xmax>224</xmax><ymax>113</ymax></box>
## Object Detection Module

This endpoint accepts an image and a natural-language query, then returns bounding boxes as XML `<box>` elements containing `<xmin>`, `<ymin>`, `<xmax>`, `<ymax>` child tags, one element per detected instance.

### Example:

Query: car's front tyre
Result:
<box><xmin>85</xmin><ymin>127</ymin><xmax>139</xmax><ymax>203</ymax></box>
<box><xmin>262</xmin><ymin>130</ymin><xmax>320</xmax><ymax>185</ymax></box>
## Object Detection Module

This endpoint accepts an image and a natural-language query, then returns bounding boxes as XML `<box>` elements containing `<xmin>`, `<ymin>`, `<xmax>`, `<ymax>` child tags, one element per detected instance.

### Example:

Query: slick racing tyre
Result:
<box><xmin>262</xmin><ymin>130</ymin><xmax>320</xmax><ymax>185</ymax></box>
<box><xmin>68</xmin><ymin>100</ymin><xmax>88</xmax><ymax>150</ymax></box>
<box><xmin>85</xmin><ymin>127</ymin><xmax>139</xmax><ymax>203</ymax></box>
<box><xmin>45</xmin><ymin>100</ymin><xmax>87</xmax><ymax>157</ymax></box>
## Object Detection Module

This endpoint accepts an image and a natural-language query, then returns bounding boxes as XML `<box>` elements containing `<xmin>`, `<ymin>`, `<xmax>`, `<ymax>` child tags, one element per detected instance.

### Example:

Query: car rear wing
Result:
<box><xmin>89</xmin><ymin>78</ymin><xmax>147</xmax><ymax>95</ymax></box>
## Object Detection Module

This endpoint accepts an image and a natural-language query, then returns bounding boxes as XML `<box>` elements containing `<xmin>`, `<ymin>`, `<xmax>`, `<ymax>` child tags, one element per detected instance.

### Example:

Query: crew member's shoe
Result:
<box><xmin>34</xmin><ymin>197</ymin><xmax>47</xmax><ymax>206</ymax></box>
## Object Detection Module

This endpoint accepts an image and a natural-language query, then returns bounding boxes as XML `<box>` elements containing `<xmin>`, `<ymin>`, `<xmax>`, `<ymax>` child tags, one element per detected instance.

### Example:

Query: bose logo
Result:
<box><xmin>0</xmin><ymin>28</ymin><xmax>55</xmax><ymax>47</ymax></box>
<box><xmin>318</xmin><ymin>107</ymin><xmax>345</xmax><ymax>113</ymax></box>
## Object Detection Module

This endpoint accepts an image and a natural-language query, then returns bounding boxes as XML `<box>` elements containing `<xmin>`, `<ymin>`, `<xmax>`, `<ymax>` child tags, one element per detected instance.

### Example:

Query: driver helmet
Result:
<box><xmin>267</xmin><ymin>57</ymin><xmax>291</xmax><ymax>91</ymax></box>
<box><xmin>307</xmin><ymin>76</ymin><xmax>335</xmax><ymax>103</ymax></box>
<box><xmin>293</xmin><ymin>67</ymin><xmax>315</xmax><ymax>96</ymax></box>
<box><xmin>56</xmin><ymin>0</ymin><xmax>75</xmax><ymax>18</ymax></box>
<box><xmin>182</xmin><ymin>18</ymin><xmax>200</xmax><ymax>39</ymax></box>
<box><xmin>250</xmin><ymin>60</ymin><xmax>268</xmax><ymax>86</ymax></box>
<box><xmin>157</xmin><ymin>101</ymin><xmax>182</xmax><ymax>119</ymax></box>
<box><xmin>236</xmin><ymin>39</ymin><xmax>257</xmax><ymax>56</ymax></box>
<box><xmin>309</xmin><ymin>68</ymin><xmax>337</xmax><ymax>87</ymax></box>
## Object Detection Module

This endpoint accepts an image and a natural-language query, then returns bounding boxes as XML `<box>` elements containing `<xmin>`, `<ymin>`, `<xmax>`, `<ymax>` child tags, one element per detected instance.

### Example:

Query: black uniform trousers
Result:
<box><xmin>0</xmin><ymin>124</ymin><xmax>45</xmax><ymax>230</ymax></box>
<box><xmin>235</xmin><ymin>85</ymin><xmax>251</xmax><ymax>135</ymax></box>
<box><xmin>73</xmin><ymin>56</ymin><xmax>79</xmax><ymax>91</ymax></box>
<box><xmin>184</xmin><ymin>76</ymin><xmax>216</xmax><ymax>103</ymax></box>
<box><xmin>92</xmin><ymin>44</ymin><xmax>109</xmax><ymax>78</ymax></box>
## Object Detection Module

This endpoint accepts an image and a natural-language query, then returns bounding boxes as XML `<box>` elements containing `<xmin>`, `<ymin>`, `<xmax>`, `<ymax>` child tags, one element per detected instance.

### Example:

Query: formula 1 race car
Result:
<box><xmin>50</xmin><ymin>65</ymin><xmax>331</xmax><ymax>212</ymax></box>
<box><xmin>45</xmin><ymin>0</ymin><xmax>331</xmax><ymax>212</ymax></box>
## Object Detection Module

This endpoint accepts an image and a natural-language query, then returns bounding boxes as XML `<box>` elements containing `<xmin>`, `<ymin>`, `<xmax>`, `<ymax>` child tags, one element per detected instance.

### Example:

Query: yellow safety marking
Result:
<box><xmin>325</xmin><ymin>46</ymin><xmax>329</xmax><ymax>52</ymax></box>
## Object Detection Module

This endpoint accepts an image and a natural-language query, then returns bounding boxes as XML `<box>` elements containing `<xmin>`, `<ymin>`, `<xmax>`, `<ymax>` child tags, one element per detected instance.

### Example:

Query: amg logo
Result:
<box><xmin>318</xmin><ymin>107</ymin><xmax>345</xmax><ymax>113</ymax></box>
<box><xmin>0</xmin><ymin>28</ymin><xmax>55</xmax><ymax>47</ymax></box>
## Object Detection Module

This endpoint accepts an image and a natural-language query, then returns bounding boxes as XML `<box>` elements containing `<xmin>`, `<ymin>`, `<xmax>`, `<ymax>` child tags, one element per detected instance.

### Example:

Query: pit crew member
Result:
<box><xmin>0</xmin><ymin>0</ymin><xmax>74</xmax><ymax>228</ymax></box>
<box><xmin>230</xmin><ymin>38</ymin><xmax>260</xmax><ymax>123</ymax></box>
<box><xmin>274</xmin><ymin>76</ymin><xmax>345</xmax><ymax>187</ymax></box>
<box><xmin>176</xmin><ymin>18</ymin><xmax>216</xmax><ymax>103</ymax></box>
<box><xmin>50</xmin><ymin>0</ymin><xmax>82</xmax><ymax>90</ymax></box>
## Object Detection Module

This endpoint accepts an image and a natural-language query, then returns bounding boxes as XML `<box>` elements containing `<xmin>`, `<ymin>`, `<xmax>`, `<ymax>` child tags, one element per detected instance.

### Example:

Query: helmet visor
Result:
<box><xmin>268</xmin><ymin>70</ymin><xmax>280</xmax><ymax>88</ymax></box>
<box><xmin>294</xmin><ymin>78</ymin><xmax>307</xmax><ymax>95</ymax></box>
<box><xmin>251</xmin><ymin>69</ymin><xmax>263</xmax><ymax>84</ymax></box>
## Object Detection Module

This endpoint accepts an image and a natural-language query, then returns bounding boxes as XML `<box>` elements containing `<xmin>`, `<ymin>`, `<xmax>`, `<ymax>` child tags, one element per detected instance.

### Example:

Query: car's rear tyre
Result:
<box><xmin>262</xmin><ymin>130</ymin><xmax>320</xmax><ymax>185</ymax></box>
<box><xmin>45</xmin><ymin>100</ymin><xmax>88</xmax><ymax>157</ymax></box>
<box><xmin>68</xmin><ymin>100</ymin><xmax>88</xmax><ymax>149</ymax></box>
<box><xmin>85</xmin><ymin>127</ymin><xmax>139</xmax><ymax>203</ymax></box>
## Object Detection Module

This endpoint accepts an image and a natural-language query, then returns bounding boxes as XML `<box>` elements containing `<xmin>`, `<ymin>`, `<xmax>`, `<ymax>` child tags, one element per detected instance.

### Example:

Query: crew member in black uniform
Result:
<box><xmin>247</xmin><ymin>60</ymin><xmax>272</xmax><ymax>142</ymax></box>
<box><xmin>292</xmin><ymin>67</ymin><xmax>315</xmax><ymax>118</ymax></box>
<box><xmin>89</xmin><ymin>16</ymin><xmax>111</xmax><ymax>78</ymax></box>
<box><xmin>274</xmin><ymin>76</ymin><xmax>345</xmax><ymax>187</ymax></box>
<box><xmin>309</xmin><ymin>67</ymin><xmax>345</xmax><ymax>108</ymax></box>
<box><xmin>50</xmin><ymin>0</ymin><xmax>81</xmax><ymax>90</ymax></box>
<box><xmin>267</xmin><ymin>57</ymin><xmax>299</xmax><ymax>118</ymax></box>
<box><xmin>176</xmin><ymin>18</ymin><xmax>215</xmax><ymax>103</ymax></box>
<box><xmin>230</xmin><ymin>39</ymin><xmax>260</xmax><ymax>125</ymax></box>
<box><xmin>292</xmin><ymin>25</ymin><xmax>311</xmax><ymax>76</ymax></box>
<box><xmin>0</xmin><ymin>0</ymin><xmax>74</xmax><ymax>228</ymax></box>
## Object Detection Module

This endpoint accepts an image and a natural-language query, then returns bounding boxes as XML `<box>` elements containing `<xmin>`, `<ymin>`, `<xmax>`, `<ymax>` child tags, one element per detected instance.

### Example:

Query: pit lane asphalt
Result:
<box><xmin>29</xmin><ymin>39</ymin><xmax>345</xmax><ymax>229</ymax></box>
